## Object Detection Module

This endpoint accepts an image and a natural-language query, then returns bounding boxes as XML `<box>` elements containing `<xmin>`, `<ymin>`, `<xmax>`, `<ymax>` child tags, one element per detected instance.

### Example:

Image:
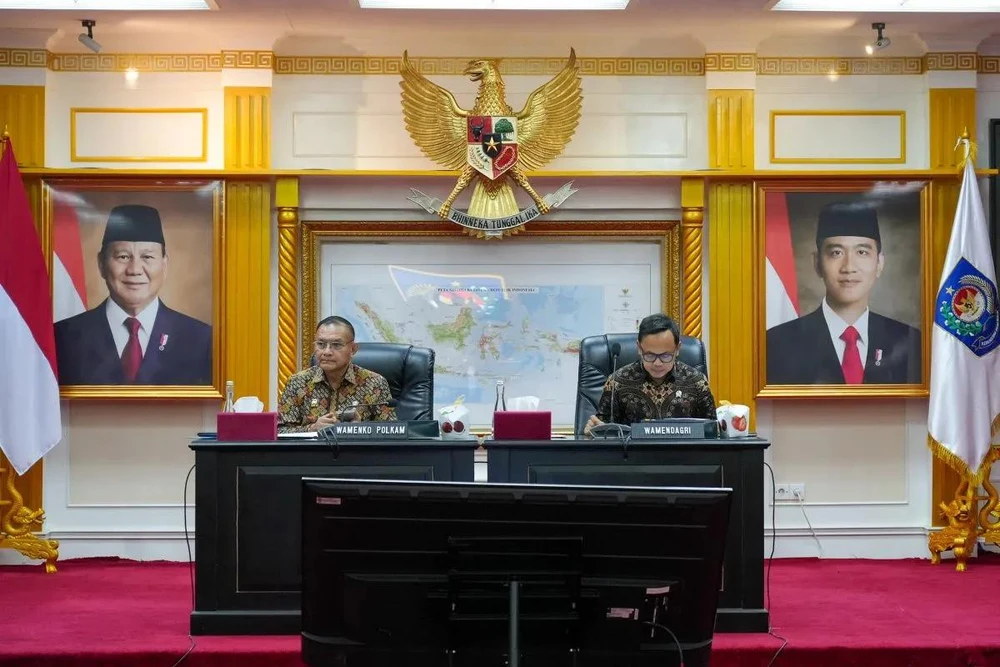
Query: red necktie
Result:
<box><xmin>121</xmin><ymin>317</ymin><xmax>143</xmax><ymax>383</ymax></box>
<box><xmin>840</xmin><ymin>325</ymin><xmax>863</xmax><ymax>384</ymax></box>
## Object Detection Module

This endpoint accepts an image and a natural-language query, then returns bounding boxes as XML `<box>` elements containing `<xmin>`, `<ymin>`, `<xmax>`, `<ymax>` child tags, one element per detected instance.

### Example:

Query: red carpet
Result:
<box><xmin>1</xmin><ymin>556</ymin><xmax>1000</xmax><ymax>667</ymax></box>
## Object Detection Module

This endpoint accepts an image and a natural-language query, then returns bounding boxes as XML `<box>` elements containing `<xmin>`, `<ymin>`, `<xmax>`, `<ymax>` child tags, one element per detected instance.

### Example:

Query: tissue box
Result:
<box><xmin>217</xmin><ymin>412</ymin><xmax>278</xmax><ymax>441</ymax></box>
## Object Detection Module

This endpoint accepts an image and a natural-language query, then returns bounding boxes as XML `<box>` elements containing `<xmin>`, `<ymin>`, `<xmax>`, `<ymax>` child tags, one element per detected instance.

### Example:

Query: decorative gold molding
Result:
<box><xmin>70</xmin><ymin>108</ymin><xmax>209</xmax><ymax>163</ymax></box>
<box><xmin>224</xmin><ymin>181</ymin><xmax>272</xmax><ymax>402</ymax></box>
<box><xmin>0</xmin><ymin>86</ymin><xmax>45</xmax><ymax>168</ymax></box>
<box><xmin>224</xmin><ymin>87</ymin><xmax>271</xmax><ymax>170</ymax></box>
<box><xmin>979</xmin><ymin>56</ymin><xmax>1000</xmax><ymax>74</ymax></box>
<box><xmin>51</xmin><ymin>53</ymin><xmax>224</xmax><ymax>72</ymax></box>
<box><xmin>924</xmin><ymin>52</ymin><xmax>979</xmax><ymax>71</ymax></box>
<box><xmin>275</xmin><ymin>176</ymin><xmax>300</xmax><ymax>394</ymax></box>
<box><xmin>929</xmin><ymin>89</ymin><xmax>976</xmax><ymax>169</ymax></box>
<box><xmin>221</xmin><ymin>50</ymin><xmax>274</xmax><ymax>69</ymax></box>
<box><xmin>769</xmin><ymin>110</ymin><xmax>906</xmax><ymax>165</ymax></box>
<box><xmin>680</xmin><ymin>177</ymin><xmax>705</xmax><ymax>339</ymax></box>
<box><xmin>708</xmin><ymin>182</ymin><xmax>756</xmax><ymax>425</ymax></box>
<box><xmin>756</xmin><ymin>57</ymin><xmax>924</xmax><ymax>76</ymax></box>
<box><xmin>273</xmin><ymin>55</ymin><xmax>705</xmax><ymax>76</ymax></box>
<box><xmin>0</xmin><ymin>48</ymin><xmax>47</xmax><ymax>68</ymax></box>
<box><xmin>705</xmin><ymin>53</ymin><xmax>756</xmax><ymax>72</ymax></box>
<box><xmin>708</xmin><ymin>90</ymin><xmax>754</xmax><ymax>170</ymax></box>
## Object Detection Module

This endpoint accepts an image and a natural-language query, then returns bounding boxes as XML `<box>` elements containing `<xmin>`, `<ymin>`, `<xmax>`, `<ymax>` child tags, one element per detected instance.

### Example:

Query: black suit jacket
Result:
<box><xmin>766</xmin><ymin>307</ymin><xmax>921</xmax><ymax>385</ymax></box>
<box><xmin>54</xmin><ymin>300</ymin><xmax>212</xmax><ymax>386</ymax></box>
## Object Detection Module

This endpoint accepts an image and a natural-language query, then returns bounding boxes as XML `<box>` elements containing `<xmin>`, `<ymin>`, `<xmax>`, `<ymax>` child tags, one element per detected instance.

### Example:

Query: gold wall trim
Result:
<box><xmin>756</xmin><ymin>56</ymin><xmax>924</xmax><ymax>76</ymax></box>
<box><xmin>51</xmin><ymin>53</ymin><xmax>224</xmax><ymax>72</ymax></box>
<box><xmin>680</xmin><ymin>177</ymin><xmax>706</xmax><ymax>339</ymax></box>
<box><xmin>0</xmin><ymin>48</ymin><xmax>47</xmax><ymax>68</ymax></box>
<box><xmin>929</xmin><ymin>89</ymin><xmax>976</xmax><ymax>169</ymax></box>
<box><xmin>273</xmin><ymin>55</ymin><xmax>705</xmax><ymax>76</ymax></box>
<box><xmin>705</xmin><ymin>53</ymin><xmax>756</xmax><ymax>72</ymax></box>
<box><xmin>70</xmin><ymin>107</ymin><xmax>209</xmax><ymax>163</ymax></box>
<box><xmin>221</xmin><ymin>50</ymin><xmax>274</xmax><ymax>69</ymax></box>
<box><xmin>224</xmin><ymin>181</ymin><xmax>272</xmax><ymax>402</ymax></box>
<box><xmin>708</xmin><ymin>90</ymin><xmax>754</xmax><ymax>170</ymax></box>
<box><xmin>224</xmin><ymin>87</ymin><xmax>271</xmax><ymax>170</ymax></box>
<box><xmin>708</xmin><ymin>182</ymin><xmax>757</xmax><ymax>424</ymax></box>
<box><xmin>980</xmin><ymin>56</ymin><xmax>1000</xmax><ymax>73</ymax></box>
<box><xmin>275</xmin><ymin>176</ymin><xmax>300</xmax><ymax>393</ymax></box>
<box><xmin>923</xmin><ymin>52</ymin><xmax>979</xmax><ymax>71</ymax></box>
<box><xmin>769</xmin><ymin>110</ymin><xmax>906</xmax><ymax>165</ymax></box>
<box><xmin>0</xmin><ymin>86</ymin><xmax>45</xmax><ymax>168</ymax></box>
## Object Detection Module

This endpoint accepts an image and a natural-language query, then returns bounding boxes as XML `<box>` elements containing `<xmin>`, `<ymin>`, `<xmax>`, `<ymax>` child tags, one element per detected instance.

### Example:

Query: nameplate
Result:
<box><xmin>328</xmin><ymin>421</ymin><xmax>409</xmax><ymax>440</ymax></box>
<box><xmin>628</xmin><ymin>419</ymin><xmax>717</xmax><ymax>440</ymax></box>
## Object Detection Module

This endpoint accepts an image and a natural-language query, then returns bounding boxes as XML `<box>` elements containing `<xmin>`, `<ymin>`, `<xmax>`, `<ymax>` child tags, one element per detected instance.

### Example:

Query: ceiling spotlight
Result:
<box><xmin>865</xmin><ymin>22</ymin><xmax>891</xmax><ymax>55</ymax></box>
<box><xmin>78</xmin><ymin>19</ymin><xmax>100</xmax><ymax>53</ymax></box>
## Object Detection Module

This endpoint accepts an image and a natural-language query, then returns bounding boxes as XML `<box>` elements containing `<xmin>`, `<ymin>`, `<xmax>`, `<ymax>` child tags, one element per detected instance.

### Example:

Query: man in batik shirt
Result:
<box><xmin>585</xmin><ymin>313</ymin><xmax>716</xmax><ymax>436</ymax></box>
<box><xmin>278</xmin><ymin>316</ymin><xmax>397</xmax><ymax>433</ymax></box>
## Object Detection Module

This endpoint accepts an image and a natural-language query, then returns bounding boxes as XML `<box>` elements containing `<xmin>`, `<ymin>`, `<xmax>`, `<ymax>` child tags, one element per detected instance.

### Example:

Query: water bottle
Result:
<box><xmin>222</xmin><ymin>380</ymin><xmax>235</xmax><ymax>413</ymax></box>
<box><xmin>494</xmin><ymin>379</ymin><xmax>507</xmax><ymax>412</ymax></box>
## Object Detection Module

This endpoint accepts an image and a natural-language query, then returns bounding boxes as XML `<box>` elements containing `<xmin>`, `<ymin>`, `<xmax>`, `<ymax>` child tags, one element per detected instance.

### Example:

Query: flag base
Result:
<box><xmin>928</xmin><ymin>479</ymin><xmax>978</xmax><ymax>572</ymax></box>
<box><xmin>980</xmin><ymin>478</ymin><xmax>1000</xmax><ymax>557</ymax></box>
<box><xmin>0</xmin><ymin>463</ymin><xmax>59</xmax><ymax>573</ymax></box>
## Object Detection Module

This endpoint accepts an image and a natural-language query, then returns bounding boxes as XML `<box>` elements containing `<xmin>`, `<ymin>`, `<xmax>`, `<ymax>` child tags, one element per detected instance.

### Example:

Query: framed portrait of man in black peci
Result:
<box><xmin>44</xmin><ymin>179</ymin><xmax>223</xmax><ymax>399</ymax></box>
<box><xmin>757</xmin><ymin>181</ymin><xmax>930</xmax><ymax>398</ymax></box>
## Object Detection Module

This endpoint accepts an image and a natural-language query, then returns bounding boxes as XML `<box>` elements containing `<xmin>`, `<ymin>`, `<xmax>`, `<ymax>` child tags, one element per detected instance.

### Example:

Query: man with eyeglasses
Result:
<box><xmin>584</xmin><ymin>313</ymin><xmax>717</xmax><ymax>436</ymax></box>
<box><xmin>277</xmin><ymin>315</ymin><xmax>397</xmax><ymax>433</ymax></box>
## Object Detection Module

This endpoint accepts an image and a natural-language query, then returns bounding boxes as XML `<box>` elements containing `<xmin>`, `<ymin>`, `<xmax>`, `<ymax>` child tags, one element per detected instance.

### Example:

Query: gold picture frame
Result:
<box><xmin>292</xmin><ymin>220</ymin><xmax>682</xmax><ymax>431</ymax></box>
<box><xmin>755</xmin><ymin>179</ymin><xmax>932</xmax><ymax>398</ymax></box>
<box><xmin>43</xmin><ymin>178</ymin><xmax>225</xmax><ymax>399</ymax></box>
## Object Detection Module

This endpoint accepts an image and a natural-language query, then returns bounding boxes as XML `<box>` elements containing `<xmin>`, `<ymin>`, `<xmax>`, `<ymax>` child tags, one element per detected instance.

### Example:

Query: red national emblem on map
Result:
<box><xmin>467</xmin><ymin>115</ymin><xmax>519</xmax><ymax>180</ymax></box>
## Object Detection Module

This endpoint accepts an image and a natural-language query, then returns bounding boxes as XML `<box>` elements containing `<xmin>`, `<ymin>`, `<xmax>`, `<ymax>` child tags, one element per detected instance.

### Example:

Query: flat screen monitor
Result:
<box><xmin>301</xmin><ymin>478</ymin><xmax>732</xmax><ymax>667</ymax></box>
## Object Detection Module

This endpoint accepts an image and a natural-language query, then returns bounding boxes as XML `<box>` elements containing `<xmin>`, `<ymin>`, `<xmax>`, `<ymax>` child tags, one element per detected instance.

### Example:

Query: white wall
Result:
<box><xmin>272</xmin><ymin>74</ymin><xmax>707</xmax><ymax>171</ymax></box>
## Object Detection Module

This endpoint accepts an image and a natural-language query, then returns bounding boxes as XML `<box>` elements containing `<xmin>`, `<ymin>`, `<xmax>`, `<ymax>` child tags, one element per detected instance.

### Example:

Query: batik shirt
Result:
<box><xmin>277</xmin><ymin>363</ymin><xmax>397</xmax><ymax>433</ymax></box>
<box><xmin>596</xmin><ymin>360</ymin><xmax>717</xmax><ymax>424</ymax></box>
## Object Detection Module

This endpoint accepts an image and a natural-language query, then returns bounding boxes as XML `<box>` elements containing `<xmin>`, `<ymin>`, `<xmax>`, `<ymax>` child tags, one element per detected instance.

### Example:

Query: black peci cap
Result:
<box><xmin>815</xmin><ymin>201</ymin><xmax>881</xmax><ymax>247</ymax></box>
<box><xmin>100</xmin><ymin>204</ymin><xmax>165</xmax><ymax>249</ymax></box>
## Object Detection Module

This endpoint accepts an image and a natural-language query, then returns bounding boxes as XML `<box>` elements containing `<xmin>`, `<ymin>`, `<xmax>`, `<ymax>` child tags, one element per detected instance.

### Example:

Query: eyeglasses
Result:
<box><xmin>314</xmin><ymin>340</ymin><xmax>349</xmax><ymax>351</ymax></box>
<box><xmin>641</xmin><ymin>351</ymin><xmax>675</xmax><ymax>364</ymax></box>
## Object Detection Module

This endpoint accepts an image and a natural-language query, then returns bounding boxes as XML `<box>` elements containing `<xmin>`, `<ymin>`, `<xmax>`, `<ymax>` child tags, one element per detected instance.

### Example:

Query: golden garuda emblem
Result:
<box><xmin>400</xmin><ymin>48</ymin><xmax>583</xmax><ymax>238</ymax></box>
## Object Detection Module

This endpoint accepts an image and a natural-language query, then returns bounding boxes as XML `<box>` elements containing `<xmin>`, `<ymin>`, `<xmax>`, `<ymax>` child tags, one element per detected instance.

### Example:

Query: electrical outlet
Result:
<box><xmin>774</xmin><ymin>483</ymin><xmax>805</xmax><ymax>501</ymax></box>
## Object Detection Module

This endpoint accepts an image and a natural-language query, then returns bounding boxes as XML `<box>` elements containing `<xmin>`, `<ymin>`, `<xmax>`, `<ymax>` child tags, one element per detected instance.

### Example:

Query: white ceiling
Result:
<box><xmin>0</xmin><ymin>0</ymin><xmax>997</xmax><ymax>54</ymax></box>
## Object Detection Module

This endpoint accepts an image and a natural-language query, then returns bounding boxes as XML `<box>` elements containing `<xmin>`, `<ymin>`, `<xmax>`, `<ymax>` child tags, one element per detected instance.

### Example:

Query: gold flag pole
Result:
<box><xmin>0</xmin><ymin>125</ymin><xmax>60</xmax><ymax>573</ymax></box>
<box><xmin>927</xmin><ymin>130</ymin><xmax>999</xmax><ymax>571</ymax></box>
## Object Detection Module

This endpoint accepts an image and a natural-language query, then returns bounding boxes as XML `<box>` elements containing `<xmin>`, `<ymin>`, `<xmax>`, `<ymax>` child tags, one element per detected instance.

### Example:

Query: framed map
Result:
<box><xmin>301</xmin><ymin>221</ymin><xmax>681</xmax><ymax>431</ymax></box>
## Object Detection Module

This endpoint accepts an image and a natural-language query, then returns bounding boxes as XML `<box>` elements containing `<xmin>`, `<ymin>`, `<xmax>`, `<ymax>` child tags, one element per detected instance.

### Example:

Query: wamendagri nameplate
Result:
<box><xmin>330</xmin><ymin>421</ymin><xmax>409</xmax><ymax>440</ymax></box>
<box><xmin>629</xmin><ymin>419</ymin><xmax>717</xmax><ymax>440</ymax></box>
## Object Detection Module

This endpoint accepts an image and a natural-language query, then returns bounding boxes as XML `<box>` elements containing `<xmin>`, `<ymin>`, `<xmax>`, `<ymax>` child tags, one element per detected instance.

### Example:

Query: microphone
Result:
<box><xmin>608</xmin><ymin>342</ymin><xmax>621</xmax><ymax>426</ymax></box>
<box><xmin>336</xmin><ymin>398</ymin><xmax>399</xmax><ymax>422</ymax></box>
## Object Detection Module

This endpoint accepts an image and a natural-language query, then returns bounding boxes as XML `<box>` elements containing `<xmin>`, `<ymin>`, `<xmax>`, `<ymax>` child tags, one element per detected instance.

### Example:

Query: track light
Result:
<box><xmin>865</xmin><ymin>22</ymin><xmax>891</xmax><ymax>55</ymax></box>
<box><xmin>78</xmin><ymin>19</ymin><xmax>100</xmax><ymax>53</ymax></box>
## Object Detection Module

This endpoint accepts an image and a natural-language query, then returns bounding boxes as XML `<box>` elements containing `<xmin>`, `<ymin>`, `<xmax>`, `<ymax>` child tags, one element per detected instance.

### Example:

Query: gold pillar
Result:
<box><xmin>0</xmin><ymin>87</ymin><xmax>47</xmax><ymax>541</ymax></box>
<box><xmin>224</xmin><ymin>181</ymin><xmax>272</xmax><ymax>401</ymax></box>
<box><xmin>928</xmin><ymin>88</ymin><xmax>977</xmax><ymax>528</ymax></box>
<box><xmin>275</xmin><ymin>176</ymin><xmax>300</xmax><ymax>393</ymax></box>
<box><xmin>708</xmin><ymin>90</ymin><xmax>755</xmax><ymax>170</ymax></box>
<box><xmin>680</xmin><ymin>177</ymin><xmax>705</xmax><ymax>338</ymax></box>
<box><xmin>224</xmin><ymin>87</ymin><xmax>271</xmax><ymax>170</ymax></box>
<box><xmin>708</xmin><ymin>182</ymin><xmax>757</xmax><ymax>426</ymax></box>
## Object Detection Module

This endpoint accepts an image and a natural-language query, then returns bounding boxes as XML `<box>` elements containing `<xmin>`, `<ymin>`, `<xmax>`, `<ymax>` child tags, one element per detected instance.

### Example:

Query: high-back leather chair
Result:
<box><xmin>311</xmin><ymin>343</ymin><xmax>435</xmax><ymax>421</ymax></box>
<box><xmin>573</xmin><ymin>333</ymin><xmax>708</xmax><ymax>437</ymax></box>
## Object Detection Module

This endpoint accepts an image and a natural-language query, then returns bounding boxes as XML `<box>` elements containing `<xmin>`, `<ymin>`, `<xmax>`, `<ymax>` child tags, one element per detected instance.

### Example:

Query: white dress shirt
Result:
<box><xmin>821</xmin><ymin>298</ymin><xmax>869</xmax><ymax>370</ymax></box>
<box><xmin>105</xmin><ymin>298</ymin><xmax>160</xmax><ymax>358</ymax></box>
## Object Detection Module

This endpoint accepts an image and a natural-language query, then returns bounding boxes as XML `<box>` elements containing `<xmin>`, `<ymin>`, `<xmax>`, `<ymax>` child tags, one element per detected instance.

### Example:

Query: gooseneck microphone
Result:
<box><xmin>608</xmin><ymin>342</ymin><xmax>621</xmax><ymax>426</ymax></box>
<box><xmin>318</xmin><ymin>398</ymin><xmax>400</xmax><ymax>458</ymax></box>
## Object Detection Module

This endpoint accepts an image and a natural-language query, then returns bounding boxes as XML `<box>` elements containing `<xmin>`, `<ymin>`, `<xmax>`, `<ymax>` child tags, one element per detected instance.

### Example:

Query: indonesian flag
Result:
<box><xmin>928</xmin><ymin>156</ymin><xmax>1000</xmax><ymax>485</ymax></box>
<box><xmin>764</xmin><ymin>191</ymin><xmax>800</xmax><ymax>329</ymax></box>
<box><xmin>52</xmin><ymin>201</ymin><xmax>88</xmax><ymax>321</ymax></box>
<box><xmin>0</xmin><ymin>139</ymin><xmax>62</xmax><ymax>475</ymax></box>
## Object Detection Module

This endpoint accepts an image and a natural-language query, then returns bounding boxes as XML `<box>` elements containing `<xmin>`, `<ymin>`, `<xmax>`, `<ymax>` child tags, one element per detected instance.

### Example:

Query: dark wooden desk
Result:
<box><xmin>188</xmin><ymin>439</ymin><xmax>477</xmax><ymax>635</ymax></box>
<box><xmin>487</xmin><ymin>437</ymin><xmax>771</xmax><ymax>633</ymax></box>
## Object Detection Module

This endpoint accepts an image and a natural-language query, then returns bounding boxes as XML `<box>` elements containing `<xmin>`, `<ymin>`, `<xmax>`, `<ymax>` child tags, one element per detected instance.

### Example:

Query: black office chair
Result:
<box><xmin>310</xmin><ymin>343</ymin><xmax>435</xmax><ymax>421</ymax></box>
<box><xmin>573</xmin><ymin>333</ymin><xmax>708</xmax><ymax>437</ymax></box>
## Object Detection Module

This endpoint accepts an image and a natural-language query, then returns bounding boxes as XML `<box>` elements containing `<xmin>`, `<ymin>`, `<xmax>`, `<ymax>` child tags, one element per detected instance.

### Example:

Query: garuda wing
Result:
<box><xmin>514</xmin><ymin>48</ymin><xmax>583</xmax><ymax>172</ymax></box>
<box><xmin>399</xmin><ymin>50</ymin><xmax>469</xmax><ymax>170</ymax></box>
